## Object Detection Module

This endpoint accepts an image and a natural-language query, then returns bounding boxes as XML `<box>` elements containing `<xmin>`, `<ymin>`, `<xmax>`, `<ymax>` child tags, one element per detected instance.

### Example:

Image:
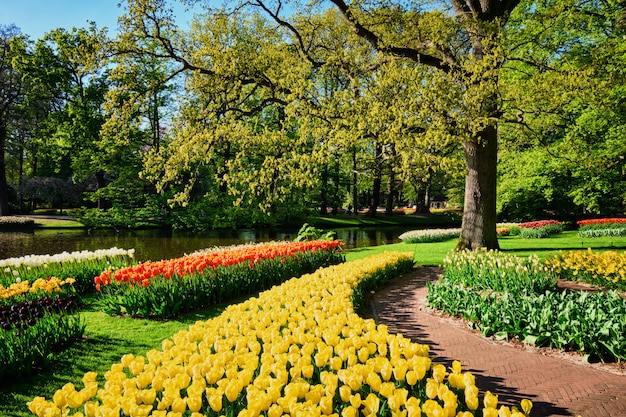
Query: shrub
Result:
<box><xmin>398</xmin><ymin>228</ymin><xmax>461</xmax><ymax>243</ymax></box>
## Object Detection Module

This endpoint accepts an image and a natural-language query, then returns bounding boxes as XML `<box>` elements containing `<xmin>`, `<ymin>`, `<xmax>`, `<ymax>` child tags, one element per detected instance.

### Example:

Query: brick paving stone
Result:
<box><xmin>367</xmin><ymin>267</ymin><xmax>626</xmax><ymax>417</ymax></box>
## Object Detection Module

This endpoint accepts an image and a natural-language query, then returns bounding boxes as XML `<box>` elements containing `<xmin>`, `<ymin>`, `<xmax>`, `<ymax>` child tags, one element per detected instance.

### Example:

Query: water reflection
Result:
<box><xmin>0</xmin><ymin>227</ymin><xmax>411</xmax><ymax>262</ymax></box>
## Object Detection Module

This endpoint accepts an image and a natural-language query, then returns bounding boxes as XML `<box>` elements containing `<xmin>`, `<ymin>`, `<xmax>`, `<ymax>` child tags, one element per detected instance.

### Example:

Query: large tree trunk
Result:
<box><xmin>95</xmin><ymin>171</ymin><xmax>110</xmax><ymax>210</ymax></box>
<box><xmin>0</xmin><ymin>121</ymin><xmax>11</xmax><ymax>216</ymax></box>
<box><xmin>385</xmin><ymin>168</ymin><xmax>395</xmax><ymax>215</ymax></box>
<box><xmin>320</xmin><ymin>162</ymin><xmax>328</xmax><ymax>215</ymax></box>
<box><xmin>456</xmin><ymin>124</ymin><xmax>499</xmax><ymax>250</ymax></box>
<box><xmin>351</xmin><ymin>149</ymin><xmax>358</xmax><ymax>214</ymax></box>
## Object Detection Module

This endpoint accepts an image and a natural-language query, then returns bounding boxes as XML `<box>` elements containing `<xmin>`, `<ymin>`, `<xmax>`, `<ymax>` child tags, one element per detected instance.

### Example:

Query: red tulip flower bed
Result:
<box><xmin>576</xmin><ymin>218</ymin><xmax>626</xmax><ymax>238</ymax></box>
<box><xmin>518</xmin><ymin>220</ymin><xmax>563</xmax><ymax>238</ymax></box>
<box><xmin>95</xmin><ymin>240</ymin><xmax>345</xmax><ymax>319</ymax></box>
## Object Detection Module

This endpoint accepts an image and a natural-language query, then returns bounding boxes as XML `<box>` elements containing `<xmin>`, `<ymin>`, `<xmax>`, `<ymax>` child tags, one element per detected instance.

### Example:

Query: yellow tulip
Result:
<box><xmin>43</xmin><ymin>407</ymin><xmax>62</xmax><ymax>417</ymax></box>
<box><xmin>380</xmin><ymin>361</ymin><xmax>393</xmax><ymax>381</ymax></box>
<box><xmin>339</xmin><ymin>385</ymin><xmax>352</xmax><ymax>403</ymax></box>
<box><xmin>341</xmin><ymin>405</ymin><xmax>357</xmax><ymax>417</ymax></box>
<box><xmin>466</xmin><ymin>394</ymin><xmax>479</xmax><ymax>411</ymax></box>
<box><xmin>187</xmin><ymin>394</ymin><xmax>203</xmax><ymax>412</ymax></box>
<box><xmin>405</xmin><ymin>397</ymin><xmax>420</xmax><ymax>417</ymax></box>
<box><xmin>380</xmin><ymin>381</ymin><xmax>395</xmax><ymax>399</ymax></box>
<box><xmin>421</xmin><ymin>399</ymin><xmax>444</xmax><ymax>417</ymax></box>
<box><xmin>520</xmin><ymin>399</ymin><xmax>533</xmax><ymax>415</ymax></box>
<box><xmin>425</xmin><ymin>379</ymin><xmax>438</xmax><ymax>400</ymax></box>
<box><xmin>366</xmin><ymin>372</ymin><xmax>382</xmax><ymax>392</ymax></box>
<box><xmin>66</xmin><ymin>390</ymin><xmax>85</xmax><ymax>409</ymax></box>
<box><xmin>267</xmin><ymin>404</ymin><xmax>283</xmax><ymax>417</ymax></box>
<box><xmin>483</xmin><ymin>407</ymin><xmax>499</xmax><ymax>417</ymax></box>
<box><xmin>406</xmin><ymin>370</ymin><xmax>418</xmax><ymax>386</ymax></box>
<box><xmin>320</xmin><ymin>395</ymin><xmax>334</xmax><ymax>415</ymax></box>
<box><xmin>83</xmin><ymin>401</ymin><xmax>98</xmax><ymax>417</ymax></box>
<box><xmin>82</xmin><ymin>372</ymin><xmax>98</xmax><ymax>384</ymax></box>
<box><xmin>498</xmin><ymin>406</ymin><xmax>512</xmax><ymax>417</ymax></box>
<box><xmin>52</xmin><ymin>391</ymin><xmax>66</xmax><ymax>408</ymax></box>
<box><xmin>208</xmin><ymin>392</ymin><xmax>223</xmax><ymax>412</ymax></box>
<box><xmin>432</xmin><ymin>364</ymin><xmax>446</xmax><ymax>383</ymax></box>
<box><xmin>484</xmin><ymin>391</ymin><xmax>498</xmax><ymax>409</ymax></box>
<box><xmin>349</xmin><ymin>393</ymin><xmax>361</xmax><ymax>409</ymax></box>
<box><xmin>171</xmin><ymin>397</ymin><xmax>187</xmax><ymax>413</ymax></box>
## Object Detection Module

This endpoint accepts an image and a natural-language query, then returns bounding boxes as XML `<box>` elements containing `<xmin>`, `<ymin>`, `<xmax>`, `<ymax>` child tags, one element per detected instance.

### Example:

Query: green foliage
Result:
<box><xmin>578</xmin><ymin>224</ymin><xmax>626</xmax><ymax>238</ymax></box>
<box><xmin>442</xmin><ymin>250</ymin><xmax>558</xmax><ymax>295</ymax></box>
<box><xmin>0</xmin><ymin>309</ymin><xmax>85</xmax><ymax>381</ymax></box>
<box><xmin>518</xmin><ymin>223</ymin><xmax>564</xmax><ymax>239</ymax></box>
<box><xmin>428</xmin><ymin>249</ymin><xmax>626</xmax><ymax>361</ymax></box>
<box><xmin>427</xmin><ymin>281</ymin><xmax>626</xmax><ymax>361</ymax></box>
<box><xmin>294</xmin><ymin>223</ymin><xmax>337</xmax><ymax>242</ymax></box>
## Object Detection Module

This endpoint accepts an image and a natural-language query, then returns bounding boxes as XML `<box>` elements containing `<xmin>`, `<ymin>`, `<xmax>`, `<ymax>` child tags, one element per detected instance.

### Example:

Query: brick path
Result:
<box><xmin>367</xmin><ymin>267</ymin><xmax>626</xmax><ymax>417</ymax></box>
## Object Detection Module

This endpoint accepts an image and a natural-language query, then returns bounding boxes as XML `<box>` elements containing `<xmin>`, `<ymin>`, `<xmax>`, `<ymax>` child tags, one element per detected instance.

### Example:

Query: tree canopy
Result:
<box><xmin>1</xmin><ymin>0</ymin><xmax>624</xmax><ymax>236</ymax></box>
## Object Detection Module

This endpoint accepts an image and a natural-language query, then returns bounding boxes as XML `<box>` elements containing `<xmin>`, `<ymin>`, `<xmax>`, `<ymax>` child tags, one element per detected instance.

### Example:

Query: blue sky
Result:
<box><xmin>0</xmin><ymin>0</ymin><xmax>200</xmax><ymax>40</ymax></box>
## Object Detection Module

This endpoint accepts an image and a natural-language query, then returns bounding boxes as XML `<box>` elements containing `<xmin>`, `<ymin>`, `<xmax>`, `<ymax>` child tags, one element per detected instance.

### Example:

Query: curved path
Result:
<box><xmin>367</xmin><ymin>267</ymin><xmax>626</xmax><ymax>417</ymax></box>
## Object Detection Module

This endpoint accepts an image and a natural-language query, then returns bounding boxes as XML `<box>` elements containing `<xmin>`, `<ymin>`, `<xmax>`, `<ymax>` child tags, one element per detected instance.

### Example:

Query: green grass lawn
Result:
<box><xmin>3</xmin><ymin>230</ymin><xmax>626</xmax><ymax>416</ymax></box>
<box><xmin>346</xmin><ymin>230</ymin><xmax>626</xmax><ymax>266</ymax></box>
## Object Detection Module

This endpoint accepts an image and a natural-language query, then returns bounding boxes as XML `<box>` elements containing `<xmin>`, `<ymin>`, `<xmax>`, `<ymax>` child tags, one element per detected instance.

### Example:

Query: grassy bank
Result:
<box><xmin>310</xmin><ymin>212</ymin><xmax>461</xmax><ymax>229</ymax></box>
<box><xmin>346</xmin><ymin>230</ymin><xmax>626</xmax><ymax>266</ymax></box>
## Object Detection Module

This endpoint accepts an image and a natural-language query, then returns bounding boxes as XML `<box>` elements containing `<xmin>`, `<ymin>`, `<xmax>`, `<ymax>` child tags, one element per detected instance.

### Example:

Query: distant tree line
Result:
<box><xmin>0</xmin><ymin>0</ymin><xmax>624</xmax><ymax>241</ymax></box>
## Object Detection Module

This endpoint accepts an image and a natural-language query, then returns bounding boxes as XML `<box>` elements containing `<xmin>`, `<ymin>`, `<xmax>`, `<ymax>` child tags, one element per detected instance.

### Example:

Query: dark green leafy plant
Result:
<box><xmin>294</xmin><ymin>223</ymin><xmax>337</xmax><ymax>242</ymax></box>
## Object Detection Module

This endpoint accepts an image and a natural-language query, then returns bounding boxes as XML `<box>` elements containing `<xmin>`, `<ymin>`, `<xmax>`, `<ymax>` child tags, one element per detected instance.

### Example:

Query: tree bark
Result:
<box><xmin>456</xmin><ymin>124</ymin><xmax>500</xmax><ymax>250</ymax></box>
<box><xmin>320</xmin><ymin>162</ymin><xmax>328</xmax><ymax>215</ymax></box>
<box><xmin>95</xmin><ymin>171</ymin><xmax>110</xmax><ymax>210</ymax></box>
<box><xmin>385</xmin><ymin>168</ymin><xmax>395</xmax><ymax>215</ymax></box>
<box><xmin>0</xmin><ymin>120</ymin><xmax>11</xmax><ymax>215</ymax></box>
<box><xmin>368</xmin><ymin>173</ymin><xmax>381</xmax><ymax>217</ymax></box>
<box><xmin>351</xmin><ymin>148</ymin><xmax>358</xmax><ymax>214</ymax></box>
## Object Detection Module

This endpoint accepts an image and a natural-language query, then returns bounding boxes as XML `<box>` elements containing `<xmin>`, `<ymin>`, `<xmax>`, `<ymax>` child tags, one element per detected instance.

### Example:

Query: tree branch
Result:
<box><xmin>328</xmin><ymin>0</ymin><xmax>453</xmax><ymax>72</ymax></box>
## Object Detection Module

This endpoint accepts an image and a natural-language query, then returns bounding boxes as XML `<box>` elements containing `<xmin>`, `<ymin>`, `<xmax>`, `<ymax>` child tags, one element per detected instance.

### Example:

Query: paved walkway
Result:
<box><xmin>368</xmin><ymin>267</ymin><xmax>626</xmax><ymax>417</ymax></box>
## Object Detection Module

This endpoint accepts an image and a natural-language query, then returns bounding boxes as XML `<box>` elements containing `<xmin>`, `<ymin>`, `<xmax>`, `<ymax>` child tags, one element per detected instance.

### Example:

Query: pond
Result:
<box><xmin>0</xmin><ymin>227</ymin><xmax>412</xmax><ymax>262</ymax></box>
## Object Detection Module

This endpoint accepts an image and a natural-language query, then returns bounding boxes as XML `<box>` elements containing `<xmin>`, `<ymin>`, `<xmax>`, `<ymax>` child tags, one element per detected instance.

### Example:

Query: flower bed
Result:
<box><xmin>0</xmin><ymin>294</ymin><xmax>84</xmax><ymax>380</ymax></box>
<box><xmin>518</xmin><ymin>219</ymin><xmax>563</xmax><ymax>238</ymax></box>
<box><xmin>546</xmin><ymin>249</ymin><xmax>626</xmax><ymax>291</ymax></box>
<box><xmin>0</xmin><ymin>277</ymin><xmax>77</xmax><ymax>306</ymax></box>
<box><xmin>0</xmin><ymin>248</ymin><xmax>135</xmax><ymax>294</ymax></box>
<box><xmin>96</xmin><ymin>241</ymin><xmax>345</xmax><ymax>319</ymax></box>
<box><xmin>577</xmin><ymin>218</ymin><xmax>626</xmax><ymax>227</ymax></box>
<box><xmin>440</xmin><ymin>250</ymin><xmax>558</xmax><ymax>295</ymax></box>
<box><xmin>398</xmin><ymin>228</ymin><xmax>461</xmax><ymax>244</ymax></box>
<box><xmin>577</xmin><ymin>218</ymin><xmax>626</xmax><ymax>238</ymax></box>
<box><xmin>0</xmin><ymin>216</ymin><xmax>35</xmax><ymax>229</ymax></box>
<box><xmin>28</xmin><ymin>252</ymin><xmax>533</xmax><ymax>417</ymax></box>
<box><xmin>428</xmin><ymin>250</ymin><xmax>626</xmax><ymax>361</ymax></box>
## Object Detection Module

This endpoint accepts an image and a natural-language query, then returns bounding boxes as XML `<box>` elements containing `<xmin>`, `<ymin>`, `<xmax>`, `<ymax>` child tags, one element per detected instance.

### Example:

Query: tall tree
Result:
<box><xmin>498</xmin><ymin>0</ymin><xmax>626</xmax><ymax>217</ymax></box>
<box><xmin>319</xmin><ymin>0</ymin><xmax>522</xmax><ymax>249</ymax></box>
<box><xmin>0</xmin><ymin>25</ymin><xmax>27</xmax><ymax>215</ymax></box>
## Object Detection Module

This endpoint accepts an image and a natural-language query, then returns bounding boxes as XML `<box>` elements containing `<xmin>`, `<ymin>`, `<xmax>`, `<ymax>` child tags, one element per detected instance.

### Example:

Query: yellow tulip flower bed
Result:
<box><xmin>546</xmin><ymin>248</ymin><xmax>626</xmax><ymax>291</ymax></box>
<box><xmin>28</xmin><ymin>252</ymin><xmax>531</xmax><ymax>417</ymax></box>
